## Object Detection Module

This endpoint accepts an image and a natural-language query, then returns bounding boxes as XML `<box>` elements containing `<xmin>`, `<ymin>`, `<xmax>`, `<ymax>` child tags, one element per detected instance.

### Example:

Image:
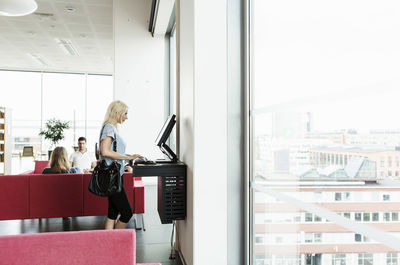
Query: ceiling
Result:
<box><xmin>0</xmin><ymin>0</ymin><xmax>113</xmax><ymax>74</ymax></box>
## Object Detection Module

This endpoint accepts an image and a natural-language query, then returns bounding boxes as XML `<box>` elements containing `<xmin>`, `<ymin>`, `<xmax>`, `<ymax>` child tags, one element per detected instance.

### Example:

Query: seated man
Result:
<box><xmin>69</xmin><ymin>137</ymin><xmax>97</xmax><ymax>173</ymax></box>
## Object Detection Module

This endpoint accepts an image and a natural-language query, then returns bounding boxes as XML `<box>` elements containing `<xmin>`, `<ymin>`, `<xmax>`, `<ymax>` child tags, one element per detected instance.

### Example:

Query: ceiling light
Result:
<box><xmin>27</xmin><ymin>53</ymin><xmax>47</xmax><ymax>66</ymax></box>
<box><xmin>55</xmin><ymin>38</ymin><xmax>79</xmax><ymax>56</ymax></box>
<box><xmin>0</xmin><ymin>0</ymin><xmax>38</xmax><ymax>17</ymax></box>
<box><xmin>65</xmin><ymin>6</ymin><xmax>76</xmax><ymax>13</ymax></box>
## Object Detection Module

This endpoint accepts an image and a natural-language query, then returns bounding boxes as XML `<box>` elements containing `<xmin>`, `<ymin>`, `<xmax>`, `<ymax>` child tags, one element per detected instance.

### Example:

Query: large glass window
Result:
<box><xmin>168</xmin><ymin>23</ymin><xmax>177</xmax><ymax>154</ymax></box>
<box><xmin>250</xmin><ymin>0</ymin><xmax>400</xmax><ymax>264</ymax></box>
<box><xmin>42</xmin><ymin>73</ymin><xmax>86</xmax><ymax>152</ymax></box>
<box><xmin>0</xmin><ymin>70</ymin><xmax>112</xmax><ymax>173</ymax></box>
<box><xmin>87</xmin><ymin>74</ymin><xmax>113</xmax><ymax>151</ymax></box>
<box><xmin>0</xmin><ymin>71</ymin><xmax>41</xmax><ymax>155</ymax></box>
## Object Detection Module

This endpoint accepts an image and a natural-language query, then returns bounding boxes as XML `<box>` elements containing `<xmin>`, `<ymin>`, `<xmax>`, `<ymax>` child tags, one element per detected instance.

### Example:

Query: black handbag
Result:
<box><xmin>88</xmin><ymin>126</ymin><xmax>122</xmax><ymax>197</ymax></box>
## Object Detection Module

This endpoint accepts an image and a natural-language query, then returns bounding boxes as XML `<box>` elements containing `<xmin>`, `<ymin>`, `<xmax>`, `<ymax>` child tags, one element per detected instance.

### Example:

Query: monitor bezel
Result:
<box><xmin>155</xmin><ymin>114</ymin><xmax>176</xmax><ymax>147</ymax></box>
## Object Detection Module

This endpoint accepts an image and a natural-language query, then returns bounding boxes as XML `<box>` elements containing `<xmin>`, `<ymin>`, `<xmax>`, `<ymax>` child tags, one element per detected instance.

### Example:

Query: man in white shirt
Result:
<box><xmin>69</xmin><ymin>137</ymin><xmax>97</xmax><ymax>173</ymax></box>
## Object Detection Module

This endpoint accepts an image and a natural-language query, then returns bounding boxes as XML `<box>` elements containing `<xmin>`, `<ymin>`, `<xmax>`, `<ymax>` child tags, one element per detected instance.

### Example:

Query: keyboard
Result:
<box><xmin>133</xmin><ymin>157</ymin><xmax>156</xmax><ymax>165</ymax></box>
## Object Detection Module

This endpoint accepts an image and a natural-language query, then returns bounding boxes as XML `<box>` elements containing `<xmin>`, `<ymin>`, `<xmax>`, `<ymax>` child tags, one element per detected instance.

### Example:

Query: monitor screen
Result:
<box><xmin>155</xmin><ymin>114</ymin><xmax>177</xmax><ymax>162</ymax></box>
<box><xmin>155</xmin><ymin>114</ymin><xmax>176</xmax><ymax>147</ymax></box>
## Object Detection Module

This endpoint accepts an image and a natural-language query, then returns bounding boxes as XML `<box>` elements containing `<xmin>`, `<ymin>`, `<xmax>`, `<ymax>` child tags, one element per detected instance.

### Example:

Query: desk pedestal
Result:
<box><xmin>157</xmin><ymin>175</ymin><xmax>186</xmax><ymax>224</ymax></box>
<box><xmin>133</xmin><ymin>162</ymin><xmax>187</xmax><ymax>224</ymax></box>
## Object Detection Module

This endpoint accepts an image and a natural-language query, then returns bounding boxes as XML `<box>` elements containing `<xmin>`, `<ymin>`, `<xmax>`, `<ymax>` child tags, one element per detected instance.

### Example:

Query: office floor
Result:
<box><xmin>0</xmin><ymin>184</ymin><xmax>182</xmax><ymax>265</ymax></box>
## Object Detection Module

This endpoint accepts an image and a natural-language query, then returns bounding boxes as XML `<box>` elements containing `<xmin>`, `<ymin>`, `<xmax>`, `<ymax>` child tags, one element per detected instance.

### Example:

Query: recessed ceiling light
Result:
<box><xmin>55</xmin><ymin>38</ymin><xmax>79</xmax><ymax>56</ymax></box>
<box><xmin>27</xmin><ymin>53</ymin><xmax>47</xmax><ymax>66</ymax></box>
<box><xmin>65</xmin><ymin>6</ymin><xmax>76</xmax><ymax>13</ymax></box>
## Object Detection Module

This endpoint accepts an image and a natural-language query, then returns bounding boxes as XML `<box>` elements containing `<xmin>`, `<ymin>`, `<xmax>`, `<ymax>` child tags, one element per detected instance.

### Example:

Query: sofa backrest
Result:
<box><xmin>0</xmin><ymin>173</ymin><xmax>134</xmax><ymax>220</ymax></box>
<box><xmin>33</xmin><ymin>160</ymin><xmax>49</xmax><ymax>174</ymax></box>
<box><xmin>0</xmin><ymin>229</ymin><xmax>136</xmax><ymax>265</ymax></box>
<box><xmin>0</xmin><ymin>174</ymin><xmax>29</xmax><ymax>220</ymax></box>
<box><xmin>29</xmin><ymin>173</ymin><xmax>83</xmax><ymax>219</ymax></box>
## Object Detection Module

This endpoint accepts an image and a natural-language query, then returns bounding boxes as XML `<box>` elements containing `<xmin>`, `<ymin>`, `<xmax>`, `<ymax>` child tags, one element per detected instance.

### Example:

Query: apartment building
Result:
<box><xmin>310</xmin><ymin>146</ymin><xmax>400</xmax><ymax>178</ymax></box>
<box><xmin>254</xmin><ymin>178</ymin><xmax>400</xmax><ymax>265</ymax></box>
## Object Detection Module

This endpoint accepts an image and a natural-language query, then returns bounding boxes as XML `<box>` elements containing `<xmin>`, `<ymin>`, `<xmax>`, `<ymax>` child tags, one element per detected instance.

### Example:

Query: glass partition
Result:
<box><xmin>42</xmin><ymin>72</ymin><xmax>86</xmax><ymax>153</ymax></box>
<box><xmin>0</xmin><ymin>71</ymin><xmax>41</xmax><ymax>156</ymax></box>
<box><xmin>250</xmin><ymin>0</ymin><xmax>400</xmax><ymax>264</ymax></box>
<box><xmin>86</xmin><ymin>74</ymin><xmax>113</xmax><ymax>152</ymax></box>
<box><xmin>0</xmin><ymin>70</ymin><xmax>113</xmax><ymax>173</ymax></box>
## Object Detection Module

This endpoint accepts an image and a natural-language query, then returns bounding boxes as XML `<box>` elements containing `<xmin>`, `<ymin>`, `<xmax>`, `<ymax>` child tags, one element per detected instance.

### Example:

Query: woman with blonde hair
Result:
<box><xmin>42</xmin><ymin>146</ymin><xmax>81</xmax><ymax>174</ymax></box>
<box><xmin>100</xmin><ymin>100</ymin><xmax>143</xmax><ymax>229</ymax></box>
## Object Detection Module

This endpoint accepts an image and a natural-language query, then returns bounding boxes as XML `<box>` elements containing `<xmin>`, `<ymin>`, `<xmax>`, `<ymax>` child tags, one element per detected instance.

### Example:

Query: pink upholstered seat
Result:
<box><xmin>0</xmin><ymin>174</ymin><xmax>29</xmax><ymax>220</ymax></box>
<box><xmin>29</xmin><ymin>173</ymin><xmax>83</xmax><ymax>218</ymax></box>
<box><xmin>33</xmin><ymin>160</ymin><xmax>49</xmax><ymax>174</ymax></box>
<box><xmin>0</xmin><ymin>229</ymin><xmax>161</xmax><ymax>265</ymax></box>
<box><xmin>0</xmin><ymin>173</ymin><xmax>135</xmax><ymax>220</ymax></box>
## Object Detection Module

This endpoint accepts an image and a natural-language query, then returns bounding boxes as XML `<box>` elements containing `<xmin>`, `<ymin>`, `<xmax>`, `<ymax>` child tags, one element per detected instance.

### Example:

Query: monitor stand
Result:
<box><xmin>160</xmin><ymin>143</ymin><xmax>178</xmax><ymax>163</ymax></box>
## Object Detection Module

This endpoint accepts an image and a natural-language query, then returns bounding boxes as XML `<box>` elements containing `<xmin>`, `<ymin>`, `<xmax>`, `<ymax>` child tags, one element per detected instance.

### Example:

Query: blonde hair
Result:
<box><xmin>49</xmin><ymin>146</ymin><xmax>71</xmax><ymax>173</ymax></box>
<box><xmin>103</xmin><ymin>100</ymin><xmax>128</xmax><ymax>127</ymax></box>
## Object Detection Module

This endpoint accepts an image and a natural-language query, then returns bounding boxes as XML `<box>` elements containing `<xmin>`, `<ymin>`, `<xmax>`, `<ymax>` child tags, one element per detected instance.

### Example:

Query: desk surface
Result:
<box><xmin>132</xmin><ymin>161</ymin><xmax>186</xmax><ymax>177</ymax></box>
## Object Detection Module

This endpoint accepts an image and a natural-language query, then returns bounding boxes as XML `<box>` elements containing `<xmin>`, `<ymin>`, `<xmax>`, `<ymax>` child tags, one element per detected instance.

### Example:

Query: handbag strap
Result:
<box><xmin>99</xmin><ymin>123</ymin><xmax>117</xmax><ymax>161</ymax></box>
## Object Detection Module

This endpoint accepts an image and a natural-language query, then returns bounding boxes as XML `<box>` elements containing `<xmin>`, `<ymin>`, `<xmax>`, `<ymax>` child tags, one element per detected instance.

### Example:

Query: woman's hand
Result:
<box><xmin>125</xmin><ymin>165</ymin><xmax>133</xmax><ymax>172</ymax></box>
<box><xmin>128</xmin><ymin>154</ymin><xmax>144</xmax><ymax>160</ymax></box>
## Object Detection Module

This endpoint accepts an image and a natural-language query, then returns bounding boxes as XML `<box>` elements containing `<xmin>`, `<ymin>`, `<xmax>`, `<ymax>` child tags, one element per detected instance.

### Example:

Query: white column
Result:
<box><xmin>177</xmin><ymin>0</ymin><xmax>228</xmax><ymax>264</ymax></box>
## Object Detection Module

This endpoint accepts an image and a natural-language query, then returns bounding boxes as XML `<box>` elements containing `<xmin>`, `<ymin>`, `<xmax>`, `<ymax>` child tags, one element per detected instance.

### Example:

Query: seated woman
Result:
<box><xmin>42</xmin><ymin>147</ymin><xmax>82</xmax><ymax>174</ymax></box>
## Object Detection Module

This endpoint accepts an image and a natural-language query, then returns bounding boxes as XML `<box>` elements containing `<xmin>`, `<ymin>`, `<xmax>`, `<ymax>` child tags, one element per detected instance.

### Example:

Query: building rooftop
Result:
<box><xmin>311</xmin><ymin>144</ymin><xmax>399</xmax><ymax>153</ymax></box>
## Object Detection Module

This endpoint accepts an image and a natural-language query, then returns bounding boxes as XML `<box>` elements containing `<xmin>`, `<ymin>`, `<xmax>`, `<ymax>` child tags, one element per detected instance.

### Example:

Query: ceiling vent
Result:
<box><xmin>34</xmin><ymin>12</ymin><xmax>55</xmax><ymax>21</ymax></box>
<box><xmin>28</xmin><ymin>53</ymin><xmax>47</xmax><ymax>66</ymax></box>
<box><xmin>55</xmin><ymin>38</ymin><xmax>79</xmax><ymax>56</ymax></box>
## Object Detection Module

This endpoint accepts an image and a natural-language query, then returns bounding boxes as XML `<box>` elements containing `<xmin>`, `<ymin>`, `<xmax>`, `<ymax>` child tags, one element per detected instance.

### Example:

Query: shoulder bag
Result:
<box><xmin>88</xmin><ymin>125</ymin><xmax>122</xmax><ymax>197</ymax></box>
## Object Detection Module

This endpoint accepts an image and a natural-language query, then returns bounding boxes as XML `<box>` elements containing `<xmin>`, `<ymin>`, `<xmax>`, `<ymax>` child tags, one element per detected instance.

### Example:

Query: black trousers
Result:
<box><xmin>107</xmin><ymin>185</ymin><xmax>133</xmax><ymax>223</ymax></box>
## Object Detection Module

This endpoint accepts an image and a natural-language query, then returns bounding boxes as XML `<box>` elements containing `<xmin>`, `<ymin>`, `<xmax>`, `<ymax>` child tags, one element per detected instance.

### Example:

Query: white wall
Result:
<box><xmin>177</xmin><ymin>0</ymin><xmax>228</xmax><ymax>264</ymax></box>
<box><xmin>115</xmin><ymin>1</ymin><xmax>230</xmax><ymax>264</ymax></box>
<box><xmin>114</xmin><ymin>0</ymin><xmax>166</xmax><ymax>160</ymax></box>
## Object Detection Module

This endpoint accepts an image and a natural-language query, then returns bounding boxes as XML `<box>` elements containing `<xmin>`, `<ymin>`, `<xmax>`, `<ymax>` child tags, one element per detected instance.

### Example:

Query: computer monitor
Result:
<box><xmin>155</xmin><ymin>114</ymin><xmax>177</xmax><ymax>162</ymax></box>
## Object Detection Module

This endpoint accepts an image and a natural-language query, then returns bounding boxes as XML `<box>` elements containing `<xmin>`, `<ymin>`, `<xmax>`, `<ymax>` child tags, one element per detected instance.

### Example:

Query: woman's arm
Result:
<box><xmin>100</xmin><ymin>136</ymin><xmax>142</xmax><ymax>160</ymax></box>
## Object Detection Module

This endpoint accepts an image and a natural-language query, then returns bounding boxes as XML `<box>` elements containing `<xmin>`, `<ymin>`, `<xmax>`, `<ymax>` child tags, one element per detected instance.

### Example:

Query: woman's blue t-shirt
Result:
<box><xmin>99</xmin><ymin>123</ymin><xmax>127</xmax><ymax>177</ymax></box>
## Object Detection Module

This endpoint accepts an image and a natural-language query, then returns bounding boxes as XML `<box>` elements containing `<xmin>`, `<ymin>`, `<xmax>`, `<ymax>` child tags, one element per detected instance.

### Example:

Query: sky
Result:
<box><xmin>252</xmin><ymin>0</ymin><xmax>400</xmax><ymax>134</ymax></box>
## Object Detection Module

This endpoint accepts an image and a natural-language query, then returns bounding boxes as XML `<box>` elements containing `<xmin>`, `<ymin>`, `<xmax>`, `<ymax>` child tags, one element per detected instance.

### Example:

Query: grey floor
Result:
<box><xmin>0</xmin><ymin>184</ymin><xmax>182</xmax><ymax>265</ymax></box>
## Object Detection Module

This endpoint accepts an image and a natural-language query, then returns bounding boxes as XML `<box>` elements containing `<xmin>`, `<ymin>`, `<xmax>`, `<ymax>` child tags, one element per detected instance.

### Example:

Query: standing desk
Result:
<box><xmin>132</xmin><ymin>161</ymin><xmax>187</xmax><ymax>224</ymax></box>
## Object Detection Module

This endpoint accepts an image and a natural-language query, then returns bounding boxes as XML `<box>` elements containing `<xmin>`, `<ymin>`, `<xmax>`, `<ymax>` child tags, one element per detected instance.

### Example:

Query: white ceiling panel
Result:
<box><xmin>90</xmin><ymin>16</ymin><xmax>112</xmax><ymax>25</ymax></box>
<box><xmin>35</xmin><ymin>2</ymin><xmax>55</xmax><ymax>13</ymax></box>
<box><xmin>0</xmin><ymin>0</ymin><xmax>114</xmax><ymax>74</ymax></box>
<box><xmin>61</xmin><ymin>15</ymin><xmax>90</xmax><ymax>25</ymax></box>
<box><xmin>93</xmin><ymin>25</ymin><xmax>112</xmax><ymax>33</ymax></box>
<box><xmin>67</xmin><ymin>24</ymin><xmax>92</xmax><ymax>32</ymax></box>
<box><xmin>84</xmin><ymin>0</ymin><xmax>112</xmax><ymax>6</ymax></box>
<box><xmin>86</xmin><ymin>6</ymin><xmax>112</xmax><ymax>17</ymax></box>
<box><xmin>53</xmin><ymin>0</ymin><xmax>83</xmax><ymax>3</ymax></box>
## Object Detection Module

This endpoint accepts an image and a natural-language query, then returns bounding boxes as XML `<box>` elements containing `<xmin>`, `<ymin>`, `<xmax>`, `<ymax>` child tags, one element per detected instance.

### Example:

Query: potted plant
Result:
<box><xmin>39</xmin><ymin>118</ymin><xmax>70</xmax><ymax>159</ymax></box>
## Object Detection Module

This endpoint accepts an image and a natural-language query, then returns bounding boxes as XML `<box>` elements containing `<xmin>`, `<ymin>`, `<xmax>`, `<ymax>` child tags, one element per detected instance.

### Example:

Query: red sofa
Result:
<box><xmin>0</xmin><ymin>173</ymin><xmax>135</xmax><ymax>220</ymax></box>
<box><xmin>7</xmin><ymin>160</ymin><xmax>145</xmax><ymax>223</ymax></box>
<box><xmin>0</xmin><ymin>229</ymin><xmax>160</xmax><ymax>265</ymax></box>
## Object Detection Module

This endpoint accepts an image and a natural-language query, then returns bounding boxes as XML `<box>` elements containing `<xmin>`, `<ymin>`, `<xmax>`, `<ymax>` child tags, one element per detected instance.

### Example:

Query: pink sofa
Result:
<box><xmin>29</xmin><ymin>160</ymin><xmax>49</xmax><ymax>174</ymax></box>
<box><xmin>5</xmin><ymin>160</ymin><xmax>146</xmax><ymax>223</ymax></box>
<box><xmin>0</xmin><ymin>229</ymin><xmax>160</xmax><ymax>265</ymax></box>
<box><xmin>0</xmin><ymin>173</ymin><xmax>134</xmax><ymax>220</ymax></box>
